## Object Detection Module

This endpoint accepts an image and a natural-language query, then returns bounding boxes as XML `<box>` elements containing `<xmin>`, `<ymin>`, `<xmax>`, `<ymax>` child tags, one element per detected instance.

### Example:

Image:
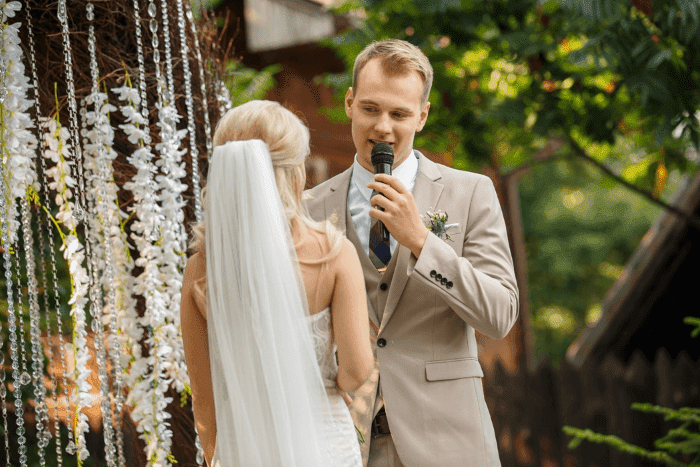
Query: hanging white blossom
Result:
<box><xmin>0</xmin><ymin>0</ymin><xmax>39</xmax><ymax>243</ymax></box>
<box><xmin>42</xmin><ymin>116</ymin><xmax>93</xmax><ymax>461</ymax></box>
<box><xmin>154</xmin><ymin>101</ymin><xmax>190</xmax><ymax>394</ymax></box>
<box><xmin>113</xmin><ymin>80</ymin><xmax>175</xmax><ymax>464</ymax></box>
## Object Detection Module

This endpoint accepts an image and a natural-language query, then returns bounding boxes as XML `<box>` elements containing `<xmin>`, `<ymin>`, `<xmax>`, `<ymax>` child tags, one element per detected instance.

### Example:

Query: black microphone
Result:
<box><xmin>371</xmin><ymin>142</ymin><xmax>394</xmax><ymax>243</ymax></box>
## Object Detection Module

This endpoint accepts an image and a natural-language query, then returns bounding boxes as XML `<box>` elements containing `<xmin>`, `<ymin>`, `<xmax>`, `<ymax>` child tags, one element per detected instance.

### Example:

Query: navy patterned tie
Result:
<box><xmin>369</xmin><ymin>217</ymin><xmax>391</xmax><ymax>270</ymax></box>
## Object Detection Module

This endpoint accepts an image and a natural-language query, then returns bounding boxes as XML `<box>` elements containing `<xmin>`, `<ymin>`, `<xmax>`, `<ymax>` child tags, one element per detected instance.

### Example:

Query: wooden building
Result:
<box><xmin>567</xmin><ymin>170</ymin><xmax>700</xmax><ymax>367</ymax></box>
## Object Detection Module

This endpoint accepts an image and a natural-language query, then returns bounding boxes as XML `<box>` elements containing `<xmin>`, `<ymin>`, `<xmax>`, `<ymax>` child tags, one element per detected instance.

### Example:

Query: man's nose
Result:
<box><xmin>373</xmin><ymin>112</ymin><xmax>392</xmax><ymax>134</ymax></box>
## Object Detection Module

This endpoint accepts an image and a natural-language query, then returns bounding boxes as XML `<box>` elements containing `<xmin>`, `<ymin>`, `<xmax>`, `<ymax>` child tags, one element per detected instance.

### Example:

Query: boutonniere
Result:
<box><xmin>422</xmin><ymin>209</ymin><xmax>459</xmax><ymax>242</ymax></box>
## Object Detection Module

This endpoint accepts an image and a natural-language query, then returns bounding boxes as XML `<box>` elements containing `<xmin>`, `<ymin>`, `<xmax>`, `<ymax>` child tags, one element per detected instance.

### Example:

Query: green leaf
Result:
<box><xmin>647</xmin><ymin>50</ymin><xmax>672</xmax><ymax>69</ymax></box>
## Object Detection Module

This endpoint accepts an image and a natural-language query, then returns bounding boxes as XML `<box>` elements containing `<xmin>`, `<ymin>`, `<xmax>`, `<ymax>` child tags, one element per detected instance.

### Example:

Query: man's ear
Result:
<box><xmin>416</xmin><ymin>101</ymin><xmax>430</xmax><ymax>132</ymax></box>
<box><xmin>344</xmin><ymin>88</ymin><xmax>354</xmax><ymax>119</ymax></box>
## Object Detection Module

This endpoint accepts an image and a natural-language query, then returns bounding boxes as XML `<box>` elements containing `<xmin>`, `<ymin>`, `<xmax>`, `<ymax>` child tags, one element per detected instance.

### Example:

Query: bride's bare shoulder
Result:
<box><xmin>182</xmin><ymin>251</ymin><xmax>207</xmax><ymax>319</ymax></box>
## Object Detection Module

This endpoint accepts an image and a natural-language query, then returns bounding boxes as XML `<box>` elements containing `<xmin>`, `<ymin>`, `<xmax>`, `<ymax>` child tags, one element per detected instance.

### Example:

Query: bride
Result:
<box><xmin>180</xmin><ymin>100</ymin><xmax>374</xmax><ymax>466</ymax></box>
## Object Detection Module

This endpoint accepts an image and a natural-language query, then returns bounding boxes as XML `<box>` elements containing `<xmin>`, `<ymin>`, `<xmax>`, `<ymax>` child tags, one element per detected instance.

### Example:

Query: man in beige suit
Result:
<box><xmin>304</xmin><ymin>39</ymin><xmax>519</xmax><ymax>467</ymax></box>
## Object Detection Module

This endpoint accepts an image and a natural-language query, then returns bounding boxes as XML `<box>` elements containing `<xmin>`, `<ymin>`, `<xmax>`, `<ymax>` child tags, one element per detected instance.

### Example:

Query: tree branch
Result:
<box><xmin>568</xmin><ymin>137</ymin><xmax>700</xmax><ymax>232</ymax></box>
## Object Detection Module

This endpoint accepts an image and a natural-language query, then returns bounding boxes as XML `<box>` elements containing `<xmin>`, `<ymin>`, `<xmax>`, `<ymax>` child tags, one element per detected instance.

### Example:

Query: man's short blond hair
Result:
<box><xmin>352</xmin><ymin>39</ymin><xmax>433</xmax><ymax>106</ymax></box>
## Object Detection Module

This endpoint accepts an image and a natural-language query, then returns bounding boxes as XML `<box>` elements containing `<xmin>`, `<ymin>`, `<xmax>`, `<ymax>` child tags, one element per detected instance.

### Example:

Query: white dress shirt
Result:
<box><xmin>348</xmin><ymin>150</ymin><xmax>419</xmax><ymax>258</ymax></box>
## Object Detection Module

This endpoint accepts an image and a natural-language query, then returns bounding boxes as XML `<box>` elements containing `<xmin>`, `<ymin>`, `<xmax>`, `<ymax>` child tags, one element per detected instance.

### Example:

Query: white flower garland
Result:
<box><xmin>1</xmin><ymin>0</ymin><xmax>38</xmax><ymax>241</ymax></box>
<box><xmin>113</xmin><ymin>80</ymin><xmax>175</xmax><ymax>465</ymax></box>
<box><xmin>155</xmin><ymin>101</ymin><xmax>190</xmax><ymax>394</ymax></box>
<box><xmin>42</xmin><ymin>115</ymin><xmax>92</xmax><ymax>461</ymax></box>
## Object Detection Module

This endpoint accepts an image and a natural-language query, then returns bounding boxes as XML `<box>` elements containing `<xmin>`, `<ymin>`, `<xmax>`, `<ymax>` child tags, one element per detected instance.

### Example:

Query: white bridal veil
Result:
<box><xmin>205</xmin><ymin>140</ymin><xmax>334</xmax><ymax>466</ymax></box>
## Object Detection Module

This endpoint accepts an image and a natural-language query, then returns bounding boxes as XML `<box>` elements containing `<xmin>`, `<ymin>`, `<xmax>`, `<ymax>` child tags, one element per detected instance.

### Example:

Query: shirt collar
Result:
<box><xmin>351</xmin><ymin>150</ymin><xmax>419</xmax><ymax>201</ymax></box>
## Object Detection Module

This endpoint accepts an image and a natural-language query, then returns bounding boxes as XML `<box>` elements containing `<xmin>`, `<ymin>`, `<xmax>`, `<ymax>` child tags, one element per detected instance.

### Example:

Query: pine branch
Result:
<box><xmin>563</xmin><ymin>426</ymin><xmax>689</xmax><ymax>467</ymax></box>
<box><xmin>567</xmin><ymin>137</ymin><xmax>700</xmax><ymax>232</ymax></box>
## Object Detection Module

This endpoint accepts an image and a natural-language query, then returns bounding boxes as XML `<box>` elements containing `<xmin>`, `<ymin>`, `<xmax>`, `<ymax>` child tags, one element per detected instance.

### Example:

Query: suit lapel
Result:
<box><xmin>379</xmin><ymin>152</ymin><xmax>444</xmax><ymax>333</ymax></box>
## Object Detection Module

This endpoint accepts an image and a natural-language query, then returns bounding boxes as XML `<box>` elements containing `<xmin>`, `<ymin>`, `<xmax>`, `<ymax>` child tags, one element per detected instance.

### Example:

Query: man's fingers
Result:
<box><xmin>370</xmin><ymin>193</ymin><xmax>390</xmax><ymax>210</ymax></box>
<box><xmin>374</xmin><ymin>173</ymin><xmax>407</xmax><ymax>193</ymax></box>
<box><xmin>368</xmin><ymin>181</ymin><xmax>400</xmax><ymax>200</ymax></box>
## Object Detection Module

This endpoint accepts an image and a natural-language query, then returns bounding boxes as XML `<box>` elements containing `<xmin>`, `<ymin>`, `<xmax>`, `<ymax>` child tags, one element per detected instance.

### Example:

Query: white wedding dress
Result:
<box><xmin>211</xmin><ymin>307</ymin><xmax>363</xmax><ymax>466</ymax></box>
<box><xmin>308</xmin><ymin>307</ymin><xmax>364</xmax><ymax>466</ymax></box>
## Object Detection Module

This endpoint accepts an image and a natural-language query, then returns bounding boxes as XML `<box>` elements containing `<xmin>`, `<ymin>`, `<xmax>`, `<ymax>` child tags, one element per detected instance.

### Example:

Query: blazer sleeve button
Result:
<box><xmin>446</xmin><ymin>281</ymin><xmax>453</xmax><ymax>289</ymax></box>
<box><xmin>380</xmin><ymin>283</ymin><xmax>388</xmax><ymax>291</ymax></box>
<box><xmin>430</xmin><ymin>270</ymin><xmax>437</xmax><ymax>278</ymax></box>
<box><xmin>441</xmin><ymin>277</ymin><xmax>448</xmax><ymax>285</ymax></box>
<box><xmin>435</xmin><ymin>273</ymin><xmax>443</xmax><ymax>281</ymax></box>
<box><xmin>377</xmin><ymin>338</ymin><xmax>387</xmax><ymax>348</ymax></box>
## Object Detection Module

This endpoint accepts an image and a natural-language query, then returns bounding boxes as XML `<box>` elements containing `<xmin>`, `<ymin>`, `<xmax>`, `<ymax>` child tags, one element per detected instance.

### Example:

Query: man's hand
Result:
<box><xmin>368</xmin><ymin>173</ymin><xmax>428</xmax><ymax>258</ymax></box>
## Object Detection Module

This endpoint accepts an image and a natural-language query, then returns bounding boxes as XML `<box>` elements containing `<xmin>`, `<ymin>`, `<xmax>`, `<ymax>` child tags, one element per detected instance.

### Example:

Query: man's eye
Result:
<box><xmin>393</xmin><ymin>113</ymin><xmax>406</xmax><ymax>119</ymax></box>
<box><xmin>364</xmin><ymin>107</ymin><xmax>377</xmax><ymax>113</ymax></box>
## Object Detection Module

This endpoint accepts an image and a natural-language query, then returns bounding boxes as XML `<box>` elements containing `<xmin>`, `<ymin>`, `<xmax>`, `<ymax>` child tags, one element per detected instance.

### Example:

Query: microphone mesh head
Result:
<box><xmin>371</xmin><ymin>142</ymin><xmax>394</xmax><ymax>166</ymax></box>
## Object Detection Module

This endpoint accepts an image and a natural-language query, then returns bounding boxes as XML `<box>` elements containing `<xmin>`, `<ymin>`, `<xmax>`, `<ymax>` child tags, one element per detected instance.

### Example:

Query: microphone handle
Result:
<box><xmin>372</xmin><ymin>162</ymin><xmax>392</xmax><ymax>243</ymax></box>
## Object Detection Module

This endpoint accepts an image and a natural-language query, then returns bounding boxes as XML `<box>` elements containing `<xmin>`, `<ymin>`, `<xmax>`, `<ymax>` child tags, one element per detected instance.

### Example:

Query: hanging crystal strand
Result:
<box><xmin>175</xmin><ymin>0</ymin><xmax>202</xmax><ymax>223</ymax></box>
<box><xmin>22</xmin><ymin>2</ymin><xmax>71</xmax><ymax>461</ymax></box>
<box><xmin>39</xmin><ymin>118</ymin><xmax>74</xmax><ymax>463</ymax></box>
<box><xmin>0</xmin><ymin>185</ymin><xmax>28</xmax><ymax>467</ymax></box>
<box><xmin>123</xmin><ymin>1</ymin><xmax>170</xmax><ymax>464</ymax></box>
<box><xmin>214</xmin><ymin>80</ymin><xmax>233</xmax><ymax>119</ymax></box>
<box><xmin>56</xmin><ymin>0</ymin><xmax>87</xmax><ymax>222</ymax></box>
<box><xmin>34</xmin><ymin>228</ymin><xmax>55</xmax><ymax>460</ymax></box>
<box><xmin>1</xmin><ymin>348</ymin><xmax>9</xmax><ymax>467</ymax></box>
<box><xmin>159</xmin><ymin>0</ymin><xmax>175</xmax><ymax>102</ymax></box>
<box><xmin>19</xmin><ymin>195</ymin><xmax>51</xmax><ymax>466</ymax></box>
<box><xmin>35</xmin><ymin>212</ymin><xmax>65</xmax><ymax>467</ymax></box>
<box><xmin>173</xmin><ymin>2</ymin><xmax>203</xmax><ymax>461</ymax></box>
<box><xmin>183</xmin><ymin>0</ymin><xmax>212</xmax><ymax>158</ymax></box>
<box><xmin>24</xmin><ymin>7</ymin><xmax>73</xmax><ymax>462</ymax></box>
<box><xmin>10</xmin><ymin>237</ymin><xmax>30</xmax><ymax>386</ymax></box>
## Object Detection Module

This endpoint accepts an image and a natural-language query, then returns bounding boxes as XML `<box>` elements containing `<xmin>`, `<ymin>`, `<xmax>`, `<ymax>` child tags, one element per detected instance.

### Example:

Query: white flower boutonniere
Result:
<box><xmin>422</xmin><ymin>209</ymin><xmax>459</xmax><ymax>242</ymax></box>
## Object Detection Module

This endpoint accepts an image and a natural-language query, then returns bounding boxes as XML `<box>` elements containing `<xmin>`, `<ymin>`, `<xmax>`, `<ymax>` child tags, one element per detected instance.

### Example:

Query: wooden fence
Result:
<box><xmin>483</xmin><ymin>349</ymin><xmax>700</xmax><ymax>467</ymax></box>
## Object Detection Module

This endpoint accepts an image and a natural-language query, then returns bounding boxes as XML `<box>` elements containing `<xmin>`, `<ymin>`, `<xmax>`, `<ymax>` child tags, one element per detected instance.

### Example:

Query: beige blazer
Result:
<box><xmin>303</xmin><ymin>151</ymin><xmax>519</xmax><ymax>467</ymax></box>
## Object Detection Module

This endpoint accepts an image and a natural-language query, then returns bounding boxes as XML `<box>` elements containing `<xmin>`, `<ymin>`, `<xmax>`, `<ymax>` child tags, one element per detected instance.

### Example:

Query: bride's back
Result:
<box><xmin>293</xmin><ymin>221</ymin><xmax>339</xmax><ymax>316</ymax></box>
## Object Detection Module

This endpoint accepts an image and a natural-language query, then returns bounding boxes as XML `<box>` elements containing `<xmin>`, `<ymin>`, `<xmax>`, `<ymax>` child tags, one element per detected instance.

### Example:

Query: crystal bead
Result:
<box><xmin>66</xmin><ymin>440</ymin><xmax>77</xmax><ymax>455</ymax></box>
<box><xmin>153</xmin><ymin>50</ymin><xmax>160</xmax><ymax>63</ymax></box>
<box><xmin>196</xmin><ymin>449</ymin><xmax>204</xmax><ymax>465</ymax></box>
<box><xmin>150</xmin><ymin>18</ymin><xmax>159</xmax><ymax>33</ymax></box>
<box><xmin>20</xmin><ymin>372</ymin><xmax>31</xmax><ymax>385</ymax></box>
<box><xmin>91</xmin><ymin>319</ymin><xmax>100</xmax><ymax>333</ymax></box>
<box><xmin>86</xmin><ymin>4</ymin><xmax>95</xmax><ymax>21</ymax></box>
<box><xmin>148</xmin><ymin>2</ymin><xmax>157</xmax><ymax>17</ymax></box>
<box><xmin>0</xmin><ymin>368</ymin><xmax>4</xmax><ymax>379</ymax></box>
<box><xmin>17</xmin><ymin>425</ymin><xmax>25</xmax><ymax>436</ymax></box>
<box><xmin>15</xmin><ymin>406</ymin><xmax>23</xmax><ymax>417</ymax></box>
<box><xmin>19</xmin><ymin>454</ymin><xmax>27</xmax><ymax>464</ymax></box>
<box><xmin>0</xmin><ymin>87</ymin><xmax>7</xmax><ymax>103</ymax></box>
<box><xmin>38</xmin><ymin>436</ymin><xmax>49</xmax><ymax>448</ymax></box>
<box><xmin>74</xmin><ymin>205</ymin><xmax>85</xmax><ymax>222</ymax></box>
<box><xmin>0</xmin><ymin>384</ymin><xmax>5</xmax><ymax>399</ymax></box>
<box><xmin>58</xmin><ymin>3</ymin><xmax>67</xmax><ymax>22</ymax></box>
<box><xmin>10</xmin><ymin>341</ymin><xmax>17</xmax><ymax>352</ymax></box>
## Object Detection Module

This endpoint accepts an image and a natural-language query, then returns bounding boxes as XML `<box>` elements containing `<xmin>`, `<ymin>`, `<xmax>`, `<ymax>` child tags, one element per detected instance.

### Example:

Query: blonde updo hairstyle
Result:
<box><xmin>190</xmin><ymin>100</ymin><xmax>342</xmax><ymax>263</ymax></box>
